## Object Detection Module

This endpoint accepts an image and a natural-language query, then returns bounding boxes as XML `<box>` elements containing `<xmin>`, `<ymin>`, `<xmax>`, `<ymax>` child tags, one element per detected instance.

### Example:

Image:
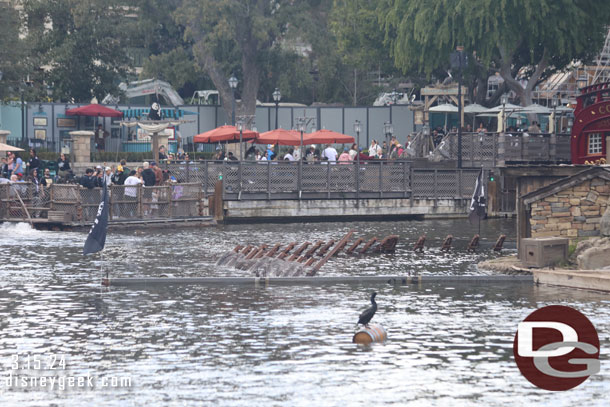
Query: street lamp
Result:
<box><xmin>354</xmin><ymin>120</ymin><xmax>361</xmax><ymax>191</ymax></box>
<box><xmin>551</xmin><ymin>94</ymin><xmax>558</xmax><ymax>134</ymax></box>
<box><xmin>228</xmin><ymin>75</ymin><xmax>238</xmax><ymax>125</ymax></box>
<box><xmin>236</xmin><ymin>120</ymin><xmax>243</xmax><ymax>160</ymax></box>
<box><xmin>273</xmin><ymin>88</ymin><xmax>281</xmax><ymax>129</ymax></box>
<box><xmin>500</xmin><ymin>93</ymin><xmax>508</xmax><ymax>133</ymax></box>
<box><xmin>383</xmin><ymin>121</ymin><xmax>393</xmax><ymax>157</ymax></box>
<box><xmin>450</xmin><ymin>46</ymin><xmax>468</xmax><ymax>168</ymax></box>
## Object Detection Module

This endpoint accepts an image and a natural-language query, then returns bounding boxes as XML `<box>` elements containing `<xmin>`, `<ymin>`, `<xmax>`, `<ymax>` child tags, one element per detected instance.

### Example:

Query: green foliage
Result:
<box><xmin>380</xmin><ymin>0</ymin><xmax>610</xmax><ymax>79</ymax></box>
<box><xmin>0</xmin><ymin>1</ymin><xmax>26</xmax><ymax>101</ymax></box>
<box><xmin>21</xmin><ymin>0</ymin><xmax>131</xmax><ymax>103</ymax></box>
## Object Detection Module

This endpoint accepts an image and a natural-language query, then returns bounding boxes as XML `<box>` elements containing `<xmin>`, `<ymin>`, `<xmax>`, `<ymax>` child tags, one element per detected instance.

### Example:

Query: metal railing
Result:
<box><xmin>433</xmin><ymin>132</ymin><xmax>572</xmax><ymax>167</ymax></box>
<box><xmin>159</xmin><ymin>161</ymin><xmax>483</xmax><ymax>201</ymax></box>
<box><xmin>0</xmin><ymin>182</ymin><xmax>205</xmax><ymax>223</ymax></box>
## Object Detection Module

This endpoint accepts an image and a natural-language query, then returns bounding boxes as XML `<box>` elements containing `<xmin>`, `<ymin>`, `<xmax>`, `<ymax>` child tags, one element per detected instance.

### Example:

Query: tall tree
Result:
<box><xmin>380</xmin><ymin>0</ymin><xmax>610</xmax><ymax>105</ymax></box>
<box><xmin>0</xmin><ymin>1</ymin><xmax>26</xmax><ymax>101</ymax></box>
<box><xmin>178</xmin><ymin>0</ymin><xmax>299</xmax><ymax>121</ymax></box>
<box><xmin>21</xmin><ymin>0</ymin><xmax>131</xmax><ymax>103</ymax></box>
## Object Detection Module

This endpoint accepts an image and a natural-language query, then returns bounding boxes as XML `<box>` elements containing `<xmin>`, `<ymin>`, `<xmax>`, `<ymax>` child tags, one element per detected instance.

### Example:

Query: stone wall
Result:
<box><xmin>530</xmin><ymin>177</ymin><xmax>610</xmax><ymax>240</ymax></box>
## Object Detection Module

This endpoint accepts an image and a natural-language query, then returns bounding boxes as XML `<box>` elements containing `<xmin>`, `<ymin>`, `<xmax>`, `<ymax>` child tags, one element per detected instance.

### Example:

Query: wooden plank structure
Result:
<box><xmin>493</xmin><ymin>235</ymin><xmax>506</xmax><ymax>252</ymax></box>
<box><xmin>214</xmin><ymin>231</ymin><xmax>513</xmax><ymax>278</ymax></box>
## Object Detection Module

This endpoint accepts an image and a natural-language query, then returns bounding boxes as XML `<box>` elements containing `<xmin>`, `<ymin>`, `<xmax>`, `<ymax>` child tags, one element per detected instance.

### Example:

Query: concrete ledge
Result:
<box><xmin>103</xmin><ymin>274</ymin><xmax>533</xmax><ymax>287</ymax></box>
<box><xmin>533</xmin><ymin>268</ymin><xmax>610</xmax><ymax>292</ymax></box>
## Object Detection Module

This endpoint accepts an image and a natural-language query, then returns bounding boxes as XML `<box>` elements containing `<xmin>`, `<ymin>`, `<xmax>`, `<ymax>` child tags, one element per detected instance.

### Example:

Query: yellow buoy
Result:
<box><xmin>352</xmin><ymin>324</ymin><xmax>387</xmax><ymax>344</ymax></box>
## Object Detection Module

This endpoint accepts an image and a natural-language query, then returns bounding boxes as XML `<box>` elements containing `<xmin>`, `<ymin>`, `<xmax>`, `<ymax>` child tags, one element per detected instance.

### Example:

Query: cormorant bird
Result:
<box><xmin>357</xmin><ymin>292</ymin><xmax>377</xmax><ymax>327</ymax></box>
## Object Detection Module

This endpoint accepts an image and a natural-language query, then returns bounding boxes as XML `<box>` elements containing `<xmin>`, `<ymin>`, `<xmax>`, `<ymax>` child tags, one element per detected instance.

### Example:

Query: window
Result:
<box><xmin>588</xmin><ymin>133</ymin><xmax>603</xmax><ymax>154</ymax></box>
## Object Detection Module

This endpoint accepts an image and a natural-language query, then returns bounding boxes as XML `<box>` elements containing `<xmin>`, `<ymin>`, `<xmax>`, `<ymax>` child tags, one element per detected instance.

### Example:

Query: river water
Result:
<box><xmin>0</xmin><ymin>219</ymin><xmax>608</xmax><ymax>406</ymax></box>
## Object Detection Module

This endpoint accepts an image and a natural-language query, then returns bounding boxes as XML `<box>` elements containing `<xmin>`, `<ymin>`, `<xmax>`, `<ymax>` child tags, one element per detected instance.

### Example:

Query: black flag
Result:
<box><xmin>468</xmin><ymin>169</ymin><xmax>486</xmax><ymax>224</ymax></box>
<box><xmin>83</xmin><ymin>181</ymin><xmax>109</xmax><ymax>255</ymax></box>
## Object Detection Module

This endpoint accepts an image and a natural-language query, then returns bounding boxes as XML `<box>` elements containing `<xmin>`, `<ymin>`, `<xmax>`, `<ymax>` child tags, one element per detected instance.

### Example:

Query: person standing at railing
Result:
<box><xmin>338</xmin><ymin>147</ymin><xmax>351</xmax><ymax>162</ymax></box>
<box><xmin>151</xmin><ymin>161</ymin><xmax>163</xmax><ymax>185</ymax></box>
<box><xmin>527</xmin><ymin>121</ymin><xmax>541</xmax><ymax>134</ymax></box>
<box><xmin>283</xmin><ymin>149</ymin><xmax>295</xmax><ymax>161</ymax></box>
<box><xmin>124</xmin><ymin>170</ymin><xmax>141</xmax><ymax>218</ymax></box>
<box><xmin>27</xmin><ymin>149</ymin><xmax>41</xmax><ymax>176</ymax></box>
<box><xmin>322</xmin><ymin>144</ymin><xmax>338</xmax><ymax>162</ymax></box>
<box><xmin>11</xmin><ymin>152</ymin><xmax>24</xmax><ymax>177</ymax></box>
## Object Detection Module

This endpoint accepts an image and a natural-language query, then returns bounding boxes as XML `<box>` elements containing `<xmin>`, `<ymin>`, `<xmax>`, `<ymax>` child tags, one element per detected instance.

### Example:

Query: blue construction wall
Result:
<box><xmin>9</xmin><ymin>102</ymin><xmax>415</xmax><ymax>153</ymax></box>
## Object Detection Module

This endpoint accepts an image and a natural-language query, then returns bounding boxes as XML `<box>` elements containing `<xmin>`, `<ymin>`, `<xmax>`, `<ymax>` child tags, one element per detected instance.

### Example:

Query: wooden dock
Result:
<box><xmin>533</xmin><ymin>269</ymin><xmax>610</xmax><ymax>292</ymax></box>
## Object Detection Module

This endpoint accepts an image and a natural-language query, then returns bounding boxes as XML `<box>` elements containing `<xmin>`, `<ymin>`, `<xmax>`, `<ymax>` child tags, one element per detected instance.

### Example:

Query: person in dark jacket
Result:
<box><xmin>141</xmin><ymin>162</ymin><xmax>156</xmax><ymax>187</ymax></box>
<box><xmin>79</xmin><ymin>168</ymin><xmax>97</xmax><ymax>189</ymax></box>
<box><xmin>28</xmin><ymin>149</ymin><xmax>41</xmax><ymax>175</ymax></box>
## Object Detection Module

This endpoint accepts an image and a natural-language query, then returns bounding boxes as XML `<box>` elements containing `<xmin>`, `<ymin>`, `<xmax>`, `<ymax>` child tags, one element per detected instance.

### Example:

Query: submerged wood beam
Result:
<box><xmin>345</xmin><ymin>238</ymin><xmax>364</xmax><ymax>254</ymax></box>
<box><xmin>277</xmin><ymin>242</ymin><xmax>297</xmax><ymax>259</ymax></box>
<box><xmin>304</xmin><ymin>241</ymin><xmax>324</xmax><ymax>258</ymax></box>
<box><xmin>266</xmin><ymin>243</ymin><xmax>282</xmax><ymax>257</ymax></box>
<box><xmin>288</xmin><ymin>242</ymin><xmax>311</xmax><ymax>261</ymax></box>
<box><xmin>317</xmin><ymin>240</ymin><xmax>335</xmax><ymax>256</ymax></box>
<box><xmin>310</xmin><ymin>230</ymin><xmax>354</xmax><ymax>275</ymax></box>
<box><xmin>359</xmin><ymin>237</ymin><xmax>377</xmax><ymax>254</ymax></box>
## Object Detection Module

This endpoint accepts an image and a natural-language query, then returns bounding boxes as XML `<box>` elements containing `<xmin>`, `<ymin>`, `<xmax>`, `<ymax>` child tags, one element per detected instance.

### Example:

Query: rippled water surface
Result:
<box><xmin>0</xmin><ymin>220</ymin><xmax>608</xmax><ymax>406</ymax></box>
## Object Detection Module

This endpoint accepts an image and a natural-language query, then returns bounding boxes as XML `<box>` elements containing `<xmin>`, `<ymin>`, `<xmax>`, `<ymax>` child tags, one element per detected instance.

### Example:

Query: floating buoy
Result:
<box><xmin>352</xmin><ymin>324</ymin><xmax>387</xmax><ymax>344</ymax></box>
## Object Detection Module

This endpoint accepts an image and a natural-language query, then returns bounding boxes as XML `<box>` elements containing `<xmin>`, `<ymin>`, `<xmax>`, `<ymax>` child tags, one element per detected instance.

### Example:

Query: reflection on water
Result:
<box><xmin>0</xmin><ymin>221</ymin><xmax>608</xmax><ymax>406</ymax></box>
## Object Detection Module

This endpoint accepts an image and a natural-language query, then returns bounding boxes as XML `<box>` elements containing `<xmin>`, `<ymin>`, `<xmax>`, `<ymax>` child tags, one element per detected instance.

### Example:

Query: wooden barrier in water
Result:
<box><xmin>353</xmin><ymin>324</ymin><xmax>387</xmax><ymax>344</ymax></box>
<box><xmin>467</xmin><ymin>234</ymin><xmax>480</xmax><ymax>253</ymax></box>
<box><xmin>441</xmin><ymin>235</ymin><xmax>453</xmax><ymax>251</ymax></box>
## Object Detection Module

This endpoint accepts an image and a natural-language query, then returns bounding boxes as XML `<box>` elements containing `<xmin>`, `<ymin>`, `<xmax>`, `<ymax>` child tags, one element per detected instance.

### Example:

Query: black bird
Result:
<box><xmin>357</xmin><ymin>292</ymin><xmax>377</xmax><ymax>327</ymax></box>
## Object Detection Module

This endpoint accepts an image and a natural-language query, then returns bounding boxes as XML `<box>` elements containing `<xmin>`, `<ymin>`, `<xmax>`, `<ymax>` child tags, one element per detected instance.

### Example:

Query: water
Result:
<box><xmin>0</xmin><ymin>220</ymin><xmax>608</xmax><ymax>406</ymax></box>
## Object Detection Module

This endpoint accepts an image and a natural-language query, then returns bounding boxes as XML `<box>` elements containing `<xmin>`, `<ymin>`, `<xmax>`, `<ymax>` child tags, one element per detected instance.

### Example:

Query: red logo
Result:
<box><xmin>513</xmin><ymin>305</ymin><xmax>600</xmax><ymax>391</ymax></box>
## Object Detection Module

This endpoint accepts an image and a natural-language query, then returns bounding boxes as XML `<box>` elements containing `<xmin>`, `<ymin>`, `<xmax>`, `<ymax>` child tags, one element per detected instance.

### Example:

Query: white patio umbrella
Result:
<box><xmin>521</xmin><ymin>104</ymin><xmax>552</xmax><ymax>115</ymax></box>
<box><xmin>429</xmin><ymin>103</ymin><xmax>458</xmax><ymax>131</ymax></box>
<box><xmin>463</xmin><ymin>104</ymin><xmax>488</xmax><ymax>130</ymax></box>
<box><xmin>463</xmin><ymin>104</ymin><xmax>488</xmax><ymax>114</ymax></box>
<box><xmin>483</xmin><ymin>103</ymin><xmax>524</xmax><ymax>113</ymax></box>
<box><xmin>429</xmin><ymin>103</ymin><xmax>458</xmax><ymax>113</ymax></box>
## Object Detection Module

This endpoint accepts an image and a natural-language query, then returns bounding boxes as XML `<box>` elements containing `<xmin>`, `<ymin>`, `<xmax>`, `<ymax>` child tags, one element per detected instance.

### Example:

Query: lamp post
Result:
<box><xmin>354</xmin><ymin>120</ymin><xmax>361</xmax><ymax>193</ymax></box>
<box><xmin>383</xmin><ymin>121</ymin><xmax>393</xmax><ymax>158</ymax></box>
<box><xmin>551</xmin><ymin>94</ymin><xmax>558</xmax><ymax>134</ymax></box>
<box><xmin>273</xmin><ymin>88</ymin><xmax>281</xmax><ymax>129</ymax></box>
<box><xmin>423</xmin><ymin>124</ymin><xmax>431</xmax><ymax>154</ymax></box>
<box><xmin>228</xmin><ymin>75</ymin><xmax>238</xmax><ymax>125</ymax></box>
<box><xmin>236</xmin><ymin>119</ymin><xmax>243</xmax><ymax>160</ymax></box>
<box><xmin>450</xmin><ymin>46</ymin><xmax>468</xmax><ymax>168</ymax></box>
<box><xmin>501</xmin><ymin>93</ymin><xmax>508</xmax><ymax>133</ymax></box>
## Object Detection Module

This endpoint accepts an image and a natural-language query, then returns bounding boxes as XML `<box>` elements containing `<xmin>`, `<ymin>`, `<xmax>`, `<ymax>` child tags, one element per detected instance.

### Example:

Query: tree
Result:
<box><xmin>177</xmin><ymin>0</ymin><xmax>300</xmax><ymax>121</ymax></box>
<box><xmin>380</xmin><ymin>0</ymin><xmax>610</xmax><ymax>105</ymax></box>
<box><xmin>330</xmin><ymin>0</ymin><xmax>396</xmax><ymax>105</ymax></box>
<box><xmin>0</xmin><ymin>1</ymin><xmax>26</xmax><ymax>101</ymax></box>
<box><xmin>21</xmin><ymin>0</ymin><xmax>131</xmax><ymax>103</ymax></box>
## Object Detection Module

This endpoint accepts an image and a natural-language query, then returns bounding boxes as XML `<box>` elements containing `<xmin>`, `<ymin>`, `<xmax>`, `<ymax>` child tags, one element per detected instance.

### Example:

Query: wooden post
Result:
<box><xmin>214</xmin><ymin>180</ymin><xmax>224</xmax><ymax>222</ymax></box>
<box><xmin>288</xmin><ymin>242</ymin><xmax>311</xmax><ymax>261</ymax></box>
<box><xmin>467</xmin><ymin>234</ymin><xmax>480</xmax><ymax>253</ymax></box>
<box><xmin>493</xmin><ymin>235</ymin><xmax>507</xmax><ymax>252</ymax></box>
<box><xmin>345</xmin><ymin>238</ymin><xmax>364</xmax><ymax>254</ymax></box>
<box><xmin>137</xmin><ymin>184</ymin><xmax>143</xmax><ymax>218</ymax></box>
<box><xmin>359</xmin><ymin>237</ymin><xmax>377</xmax><ymax>254</ymax></box>
<box><xmin>441</xmin><ymin>235</ymin><xmax>453</xmax><ymax>251</ymax></box>
<box><xmin>317</xmin><ymin>240</ymin><xmax>335</xmax><ymax>256</ymax></box>
<box><xmin>309</xmin><ymin>230</ymin><xmax>354</xmax><ymax>275</ymax></box>
<box><xmin>303</xmin><ymin>241</ymin><xmax>324</xmax><ymax>258</ymax></box>
<box><xmin>266</xmin><ymin>243</ymin><xmax>282</xmax><ymax>257</ymax></box>
<box><xmin>277</xmin><ymin>242</ymin><xmax>296</xmax><ymax>259</ymax></box>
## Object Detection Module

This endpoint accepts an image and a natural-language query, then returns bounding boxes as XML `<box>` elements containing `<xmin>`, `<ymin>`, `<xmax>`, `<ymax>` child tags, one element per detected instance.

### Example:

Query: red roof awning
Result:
<box><xmin>65</xmin><ymin>104</ymin><xmax>124</xmax><ymax>118</ymax></box>
<box><xmin>194</xmin><ymin>125</ymin><xmax>258</xmax><ymax>143</ymax></box>
<box><xmin>255</xmin><ymin>129</ymin><xmax>307</xmax><ymax>146</ymax></box>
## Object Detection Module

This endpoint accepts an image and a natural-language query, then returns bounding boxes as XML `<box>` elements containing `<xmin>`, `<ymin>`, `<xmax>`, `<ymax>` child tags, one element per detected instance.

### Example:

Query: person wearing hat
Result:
<box><xmin>266</xmin><ymin>144</ymin><xmax>275</xmax><ymax>161</ymax></box>
<box><xmin>103</xmin><ymin>166</ymin><xmax>113</xmax><ymax>186</ymax></box>
<box><xmin>305</xmin><ymin>145</ymin><xmax>316</xmax><ymax>162</ymax></box>
<box><xmin>338</xmin><ymin>146</ymin><xmax>352</xmax><ymax>162</ymax></box>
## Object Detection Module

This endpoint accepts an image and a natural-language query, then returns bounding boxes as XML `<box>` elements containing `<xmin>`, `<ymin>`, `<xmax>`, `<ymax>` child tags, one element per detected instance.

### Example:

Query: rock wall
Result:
<box><xmin>530</xmin><ymin>177</ymin><xmax>610</xmax><ymax>240</ymax></box>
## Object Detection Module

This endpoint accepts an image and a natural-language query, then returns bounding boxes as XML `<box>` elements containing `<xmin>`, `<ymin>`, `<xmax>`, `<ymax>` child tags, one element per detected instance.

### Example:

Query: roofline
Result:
<box><xmin>522</xmin><ymin>166</ymin><xmax>610</xmax><ymax>206</ymax></box>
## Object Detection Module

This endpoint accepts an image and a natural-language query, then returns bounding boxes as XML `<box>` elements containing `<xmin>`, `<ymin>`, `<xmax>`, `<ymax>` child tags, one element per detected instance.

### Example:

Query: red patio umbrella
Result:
<box><xmin>305</xmin><ymin>129</ymin><xmax>354</xmax><ymax>144</ymax></box>
<box><xmin>194</xmin><ymin>125</ymin><xmax>258</xmax><ymax>143</ymax></box>
<box><xmin>255</xmin><ymin>128</ymin><xmax>307</xmax><ymax>146</ymax></box>
<box><xmin>65</xmin><ymin>104</ymin><xmax>123</xmax><ymax>117</ymax></box>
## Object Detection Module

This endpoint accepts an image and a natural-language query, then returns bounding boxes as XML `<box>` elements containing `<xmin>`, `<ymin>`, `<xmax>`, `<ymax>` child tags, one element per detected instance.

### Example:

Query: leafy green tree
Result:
<box><xmin>330</xmin><ymin>0</ymin><xmax>396</xmax><ymax>105</ymax></box>
<box><xmin>0</xmin><ymin>1</ymin><xmax>26</xmax><ymax>101</ymax></box>
<box><xmin>380</xmin><ymin>0</ymin><xmax>610</xmax><ymax>106</ymax></box>
<box><xmin>20</xmin><ymin>0</ymin><xmax>131</xmax><ymax>103</ymax></box>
